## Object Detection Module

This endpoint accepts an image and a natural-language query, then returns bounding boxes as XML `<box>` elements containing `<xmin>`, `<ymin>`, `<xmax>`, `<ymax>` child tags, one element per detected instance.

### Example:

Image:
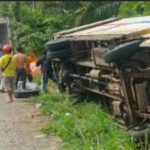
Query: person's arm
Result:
<box><xmin>24</xmin><ymin>55</ymin><xmax>29</xmax><ymax>73</ymax></box>
<box><xmin>0</xmin><ymin>57</ymin><xmax>3</xmax><ymax>69</ymax></box>
<box><xmin>36</xmin><ymin>58</ymin><xmax>42</xmax><ymax>67</ymax></box>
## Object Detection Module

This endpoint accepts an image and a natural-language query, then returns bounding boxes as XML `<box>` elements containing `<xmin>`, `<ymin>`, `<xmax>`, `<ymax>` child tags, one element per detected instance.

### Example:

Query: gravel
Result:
<box><xmin>0</xmin><ymin>93</ymin><xmax>62</xmax><ymax>150</ymax></box>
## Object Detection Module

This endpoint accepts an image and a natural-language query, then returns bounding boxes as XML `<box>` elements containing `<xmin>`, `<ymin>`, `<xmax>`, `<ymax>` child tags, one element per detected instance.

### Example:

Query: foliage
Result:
<box><xmin>1</xmin><ymin>1</ymin><xmax>150</xmax><ymax>54</ymax></box>
<box><xmin>33</xmin><ymin>76</ymin><xmax>41</xmax><ymax>85</ymax></box>
<box><xmin>118</xmin><ymin>2</ymin><xmax>150</xmax><ymax>18</ymax></box>
<box><xmin>33</xmin><ymin>75</ymin><xmax>58</xmax><ymax>91</ymax></box>
<box><xmin>31</xmin><ymin>92</ymin><xmax>136</xmax><ymax>150</ymax></box>
<box><xmin>75</xmin><ymin>2</ymin><xmax>121</xmax><ymax>25</ymax></box>
<box><xmin>0</xmin><ymin>2</ymin><xmax>74</xmax><ymax>54</ymax></box>
<box><xmin>0</xmin><ymin>1</ymin><xmax>121</xmax><ymax>54</ymax></box>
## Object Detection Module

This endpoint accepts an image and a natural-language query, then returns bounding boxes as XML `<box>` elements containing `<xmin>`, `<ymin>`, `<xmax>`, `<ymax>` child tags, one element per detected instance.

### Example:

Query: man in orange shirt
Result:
<box><xmin>26</xmin><ymin>51</ymin><xmax>37</xmax><ymax>82</ymax></box>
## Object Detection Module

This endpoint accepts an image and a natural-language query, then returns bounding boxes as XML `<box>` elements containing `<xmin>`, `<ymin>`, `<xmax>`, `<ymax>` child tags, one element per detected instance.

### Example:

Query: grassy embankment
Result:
<box><xmin>31</xmin><ymin>80</ymin><xmax>137</xmax><ymax>150</ymax></box>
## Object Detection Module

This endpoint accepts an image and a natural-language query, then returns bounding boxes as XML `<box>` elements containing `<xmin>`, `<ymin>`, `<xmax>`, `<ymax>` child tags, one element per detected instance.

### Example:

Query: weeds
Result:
<box><xmin>33</xmin><ymin>76</ymin><xmax>41</xmax><ymax>85</ymax></box>
<box><xmin>32</xmin><ymin>92</ymin><xmax>136</xmax><ymax>150</ymax></box>
<box><xmin>33</xmin><ymin>76</ymin><xmax>58</xmax><ymax>91</ymax></box>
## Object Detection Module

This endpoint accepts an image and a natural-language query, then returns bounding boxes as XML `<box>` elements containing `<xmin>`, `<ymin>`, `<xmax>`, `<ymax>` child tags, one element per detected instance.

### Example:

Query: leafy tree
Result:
<box><xmin>0</xmin><ymin>1</ymin><xmax>121</xmax><ymax>54</ymax></box>
<box><xmin>75</xmin><ymin>2</ymin><xmax>121</xmax><ymax>25</ymax></box>
<box><xmin>118</xmin><ymin>1</ymin><xmax>150</xmax><ymax>18</ymax></box>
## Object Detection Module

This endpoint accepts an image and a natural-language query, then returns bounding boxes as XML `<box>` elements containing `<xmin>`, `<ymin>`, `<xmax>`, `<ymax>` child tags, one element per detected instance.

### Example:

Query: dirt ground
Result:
<box><xmin>0</xmin><ymin>93</ymin><xmax>62</xmax><ymax>150</ymax></box>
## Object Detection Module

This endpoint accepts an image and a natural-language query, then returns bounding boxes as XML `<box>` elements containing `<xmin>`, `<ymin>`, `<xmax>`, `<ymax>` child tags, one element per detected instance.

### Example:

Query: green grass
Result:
<box><xmin>33</xmin><ymin>76</ymin><xmax>58</xmax><ymax>92</ymax></box>
<box><xmin>31</xmin><ymin>92</ymin><xmax>136</xmax><ymax>150</ymax></box>
<box><xmin>33</xmin><ymin>76</ymin><xmax>41</xmax><ymax>85</ymax></box>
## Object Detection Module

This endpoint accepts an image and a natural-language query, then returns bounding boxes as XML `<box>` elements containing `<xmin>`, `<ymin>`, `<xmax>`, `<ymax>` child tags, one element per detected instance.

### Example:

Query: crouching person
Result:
<box><xmin>0</xmin><ymin>45</ymin><xmax>16</xmax><ymax>103</ymax></box>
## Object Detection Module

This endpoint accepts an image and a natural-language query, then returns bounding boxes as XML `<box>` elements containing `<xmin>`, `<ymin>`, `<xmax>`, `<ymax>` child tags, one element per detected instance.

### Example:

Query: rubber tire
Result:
<box><xmin>103</xmin><ymin>40</ymin><xmax>143</xmax><ymax>63</ymax></box>
<box><xmin>45</xmin><ymin>38</ymin><xmax>71</xmax><ymax>51</ymax></box>
<box><xmin>14</xmin><ymin>89</ymin><xmax>39</xmax><ymax>98</ymax></box>
<box><xmin>47</xmin><ymin>49</ymin><xmax>70</xmax><ymax>59</ymax></box>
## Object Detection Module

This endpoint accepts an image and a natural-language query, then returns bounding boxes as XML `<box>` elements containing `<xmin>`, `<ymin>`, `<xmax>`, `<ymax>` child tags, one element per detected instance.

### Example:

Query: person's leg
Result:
<box><xmin>41</xmin><ymin>75</ymin><xmax>44</xmax><ymax>92</ymax></box>
<box><xmin>7</xmin><ymin>91</ymin><xmax>13</xmax><ymax>103</ymax></box>
<box><xmin>20</xmin><ymin>69</ymin><xmax>26</xmax><ymax>89</ymax></box>
<box><xmin>8</xmin><ymin>76</ymin><xmax>16</xmax><ymax>103</ymax></box>
<box><xmin>15</xmin><ymin>69</ymin><xmax>20</xmax><ymax>88</ymax></box>
<box><xmin>3</xmin><ymin>76</ymin><xmax>14</xmax><ymax>103</ymax></box>
<box><xmin>22</xmin><ymin>73</ymin><xmax>26</xmax><ymax>89</ymax></box>
<box><xmin>0</xmin><ymin>76</ymin><xmax>4</xmax><ymax>92</ymax></box>
<box><xmin>41</xmin><ymin>74</ymin><xmax>46</xmax><ymax>93</ymax></box>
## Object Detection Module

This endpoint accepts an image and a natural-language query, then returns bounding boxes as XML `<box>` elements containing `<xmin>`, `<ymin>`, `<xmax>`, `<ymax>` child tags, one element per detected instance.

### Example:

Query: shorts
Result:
<box><xmin>3</xmin><ymin>76</ymin><xmax>15</xmax><ymax>92</ymax></box>
<box><xmin>0</xmin><ymin>70</ymin><xmax>2</xmax><ymax>79</ymax></box>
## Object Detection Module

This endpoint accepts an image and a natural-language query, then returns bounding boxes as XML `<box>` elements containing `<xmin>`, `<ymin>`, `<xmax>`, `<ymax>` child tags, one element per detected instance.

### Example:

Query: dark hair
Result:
<box><xmin>42</xmin><ymin>50</ymin><xmax>47</xmax><ymax>55</ymax></box>
<box><xmin>17</xmin><ymin>46</ymin><xmax>23</xmax><ymax>52</ymax></box>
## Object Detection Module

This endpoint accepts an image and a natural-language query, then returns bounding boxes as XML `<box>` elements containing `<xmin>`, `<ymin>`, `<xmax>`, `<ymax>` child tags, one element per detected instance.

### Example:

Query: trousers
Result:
<box><xmin>16</xmin><ymin>68</ymin><xmax>26</xmax><ymax>89</ymax></box>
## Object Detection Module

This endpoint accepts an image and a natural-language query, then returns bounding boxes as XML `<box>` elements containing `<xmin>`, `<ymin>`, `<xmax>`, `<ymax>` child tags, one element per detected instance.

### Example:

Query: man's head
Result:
<box><xmin>17</xmin><ymin>46</ymin><xmax>23</xmax><ymax>53</ymax></box>
<box><xmin>2</xmin><ymin>44</ymin><xmax>12</xmax><ymax>54</ymax></box>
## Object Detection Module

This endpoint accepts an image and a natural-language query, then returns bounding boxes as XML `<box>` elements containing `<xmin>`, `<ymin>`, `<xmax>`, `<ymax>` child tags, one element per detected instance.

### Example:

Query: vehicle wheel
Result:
<box><xmin>45</xmin><ymin>38</ymin><xmax>71</xmax><ymax>51</ymax></box>
<box><xmin>47</xmin><ymin>49</ymin><xmax>70</xmax><ymax>59</ymax></box>
<box><xmin>103</xmin><ymin>40</ymin><xmax>143</xmax><ymax>63</ymax></box>
<box><xmin>14</xmin><ymin>89</ymin><xmax>39</xmax><ymax>98</ymax></box>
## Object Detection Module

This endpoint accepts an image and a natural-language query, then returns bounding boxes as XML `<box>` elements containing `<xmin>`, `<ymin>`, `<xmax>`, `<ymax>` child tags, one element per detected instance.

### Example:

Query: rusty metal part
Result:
<box><xmin>101</xmin><ymin>74</ymin><xmax>120</xmax><ymax>83</ymax></box>
<box><xmin>75</xmin><ymin>61</ymin><xmax>96</xmax><ymax>68</ymax></box>
<box><xmin>75</xmin><ymin>60</ymin><xmax>114</xmax><ymax>72</ymax></box>
<box><xmin>86</xmin><ymin>69</ymin><xmax>120</xmax><ymax>82</ymax></box>
<box><xmin>69</xmin><ymin>73</ymin><xmax>122</xmax><ymax>101</ymax></box>
<box><xmin>136</xmin><ymin>111</ymin><xmax>150</xmax><ymax>119</ymax></box>
<box><xmin>119</xmin><ymin>69</ymin><xmax>134</xmax><ymax>124</ymax></box>
<box><xmin>129</xmin><ymin>72</ymin><xmax>150</xmax><ymax>79</ymax></box>
<box><xmin>106</xmin><ymin>83</ymin><xmax>120</xmax><ymax>95</ymax></box>
<box><xmin>79</xmin><ymin>85</ymin><xmax>122</xmax><ymax>101</ymax></box>
<box><xmin>112</xmin><ymin>101</ymin><xmax>121</xmax><ymax>116</ymax></box>
<box><xmin>134</xmin><ymin>82</ymin><xmax>148</xmax><ymax>112</ymax></box>
<box><xmin>133</xmin><ymin>64</ymin><xmax>150</xmax><ymax>72</ymax></box>
<box><xmin>94</xmin><ymin>55</ymin><xmax>110</xmax><ymax>67</ymax></box>
<box><xmin>88</xmin><ymin>70</ymin><xmax>101</xmax><ymax>79</ymax></box>
<box><xmin>69</xmin><ymin>73</ymin><xmax>107</xmax><ymax>86</ymax></box>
